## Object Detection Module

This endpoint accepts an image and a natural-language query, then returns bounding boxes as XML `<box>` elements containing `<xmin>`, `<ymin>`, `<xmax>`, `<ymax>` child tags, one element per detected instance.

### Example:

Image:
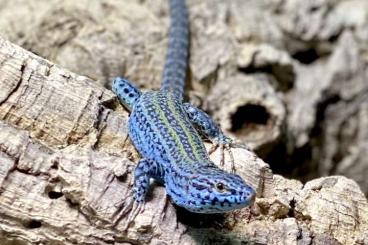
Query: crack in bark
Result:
<box><xmin>0</xmin><ymin>59</ymin><xmax>26</xmax><ymax>107</ymax></box>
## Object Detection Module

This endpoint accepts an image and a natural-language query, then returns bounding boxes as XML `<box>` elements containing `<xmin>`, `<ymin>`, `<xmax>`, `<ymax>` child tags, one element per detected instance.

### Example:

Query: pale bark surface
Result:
<box><xmin>0</xmin><ymin>0</ymin><xmax>367</xmax><ymax>244</ymax></box>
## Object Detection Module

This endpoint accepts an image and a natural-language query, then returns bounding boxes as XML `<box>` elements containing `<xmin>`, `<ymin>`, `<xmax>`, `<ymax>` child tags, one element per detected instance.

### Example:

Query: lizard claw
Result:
<box><xmin>110</xmin><ymin>191</ymin><xmax>145</xmax><ymax>229</ymax></box>
<box><xmin>208</xmin><ymin>139</ymin><xmax>236</xmax><ymax>173</ymax></box>
<box><xmin>128</xmin><ymin>201</ymin><xmax>145</xmax><ymax>222</ymax></box>
<box><xmin>225</xmin><ymin>144</ymin><xmax>236</xmax><ymax>173</ymax></box>
<box><xmin>219</xmin><ymin>144</ymin><xmax>225</xmax><ymax>166</ymax></box>
<box><xmin>208</xmin><ymin>142</ymin><xmax>219</xmax><ymax>155</ymax></box>
<box><xmin>121</xmin><ymin>200</ymin><xmax>145</xmax><ymax>230</ymax></box>
<box><xmin>110</xmin><ymin>193</ymin><xmax>133</xmax><ymax>227</ymax></box>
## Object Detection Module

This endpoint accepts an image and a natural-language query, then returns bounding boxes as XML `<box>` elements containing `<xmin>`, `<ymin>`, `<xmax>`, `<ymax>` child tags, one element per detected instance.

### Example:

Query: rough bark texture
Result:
<box><xmin>0</xmin><ymin>0</ymin><xmax>368</xmax><ymax>244</ymax></box>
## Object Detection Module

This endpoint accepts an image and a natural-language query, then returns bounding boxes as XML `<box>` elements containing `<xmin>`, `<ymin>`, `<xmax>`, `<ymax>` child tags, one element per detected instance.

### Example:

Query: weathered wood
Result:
<box><xmin>0</xmin><ymin>0</ymin><xmax>368</xmax><ymax>244</ymax></box>
<box><xmin>0</xmin><ymin>36</ymin><xmax>270</xmax><ymax>244</ymax></box>
<box><xmin>0</xmin><ymin>32</ymin><xmax>367</xmax><ymax>245</ymax></box>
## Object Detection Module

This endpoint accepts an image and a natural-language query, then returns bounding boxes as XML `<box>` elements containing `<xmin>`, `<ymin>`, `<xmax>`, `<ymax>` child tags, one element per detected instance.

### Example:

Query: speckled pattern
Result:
<box><xmin>112</xmin><ymin>0</ymin><xmax>255</xmax><ymax>213</ymax></box>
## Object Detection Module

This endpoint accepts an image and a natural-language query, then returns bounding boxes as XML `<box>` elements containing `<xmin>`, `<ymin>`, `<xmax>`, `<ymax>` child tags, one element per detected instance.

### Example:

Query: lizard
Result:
<box><xmin>112</xmin><ymin>0</ymin><xmax>256</xmax><ymax>217</ymax></box>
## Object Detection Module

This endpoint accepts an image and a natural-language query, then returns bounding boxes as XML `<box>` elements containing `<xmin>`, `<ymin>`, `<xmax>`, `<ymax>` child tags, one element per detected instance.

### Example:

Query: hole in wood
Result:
<box><xmin>25</xmin><ymin>220</ymin><xmax>42</xmax><ymax>229</ymax></box>
<box><xmin>50</xmin><ymin>160</ymin><xmax>59</xmax><ymax>169</ymax></box>
<box><xmin>116</xmin><ymin>174</ymin><xmax>127</xmax><ymax>182</ymax></box>
<box><xmin>292</xmin><ymin>49</ymin><xmax>320</xmax><ymax>64</ymax></box>
<box><xmin>230</xmin><ymin>104</ymin><xmax>271</xmax><ymax>134</ymax></box>
<box><xmin>48</xmin><ymin>191</ymin><xmax>63</xmax><ymax>199</ymax></box>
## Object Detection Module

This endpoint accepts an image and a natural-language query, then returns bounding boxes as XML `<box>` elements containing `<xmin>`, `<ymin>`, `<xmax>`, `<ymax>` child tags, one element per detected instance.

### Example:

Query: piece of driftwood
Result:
<box><xmin>0</xmin><ymin>0</ymin><xmax>368</xmax><ymax>244</ymax></box>
<box><xmin>0</xmin><ymin>32</ymin><xmax>367</xmax><ymax>244</ymax></box>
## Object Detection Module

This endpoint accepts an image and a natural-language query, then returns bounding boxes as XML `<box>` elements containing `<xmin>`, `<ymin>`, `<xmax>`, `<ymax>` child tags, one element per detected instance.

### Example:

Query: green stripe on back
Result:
<box><xmin>167</xmin><ymin>92</ymin><xmax>203</xmax><ymax>161</ymax></box>
<box><xmin>152</xmin><ymin>93</ymin><xmax>191</xmax><ymax>162</ymax></box>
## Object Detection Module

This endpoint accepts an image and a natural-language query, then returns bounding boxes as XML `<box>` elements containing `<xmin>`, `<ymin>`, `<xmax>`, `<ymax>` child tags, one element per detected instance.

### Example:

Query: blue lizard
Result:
<box><xmin>112</xmin><ymin>0</ymin><xmax>256</xmax><ymax>215</ymax></box>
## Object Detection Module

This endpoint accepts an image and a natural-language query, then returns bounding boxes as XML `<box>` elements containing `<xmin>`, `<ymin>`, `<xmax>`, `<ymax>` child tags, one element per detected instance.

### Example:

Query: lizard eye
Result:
<box><xmin>215</xmin><ymin>182</ymin><xmax>227</xmax><ymax>193</ymax></box>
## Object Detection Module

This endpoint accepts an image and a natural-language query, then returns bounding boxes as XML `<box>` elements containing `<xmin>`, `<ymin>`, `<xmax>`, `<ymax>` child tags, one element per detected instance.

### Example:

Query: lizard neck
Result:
<box><xmin>164</xmin><ymin>163</ymin><xmax>208</xmax><ymax>207</ymax></box>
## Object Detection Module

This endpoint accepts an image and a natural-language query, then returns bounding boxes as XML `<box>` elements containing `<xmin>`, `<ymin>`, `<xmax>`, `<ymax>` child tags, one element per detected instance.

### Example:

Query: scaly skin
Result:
<box><xmin>112</xmin><ymin>0</ymin><xmax>256</xmax><ymax>214</ymax></box>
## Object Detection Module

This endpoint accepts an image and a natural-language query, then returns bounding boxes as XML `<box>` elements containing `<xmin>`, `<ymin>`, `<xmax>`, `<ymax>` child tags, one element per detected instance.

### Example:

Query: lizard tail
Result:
<box><xmin>160</xmin><ymin>0</ymin><xmax>189</xmax><ymax>101</ymax></box>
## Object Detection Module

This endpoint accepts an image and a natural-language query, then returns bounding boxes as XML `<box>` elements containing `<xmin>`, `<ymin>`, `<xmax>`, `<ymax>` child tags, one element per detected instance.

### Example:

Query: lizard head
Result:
<box><xmin>168</xmin><ymin>165</ymin><xmax>256</xmax><ymax>213</ymax></box>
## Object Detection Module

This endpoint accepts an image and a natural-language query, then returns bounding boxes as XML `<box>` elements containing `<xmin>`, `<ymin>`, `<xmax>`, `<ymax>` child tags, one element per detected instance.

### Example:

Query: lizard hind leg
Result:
<box><xmin>112</xmin><ymin>77</ymin><xmax>141</xmax><ymax>111</ymax></box>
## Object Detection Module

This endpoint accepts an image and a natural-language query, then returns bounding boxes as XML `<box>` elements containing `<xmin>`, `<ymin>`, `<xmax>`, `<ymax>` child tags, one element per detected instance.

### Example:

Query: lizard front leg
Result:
<box><xmin>183</xmin><ymin>103</ymin><xmax>238</xmax><ymax>172</ymax></box>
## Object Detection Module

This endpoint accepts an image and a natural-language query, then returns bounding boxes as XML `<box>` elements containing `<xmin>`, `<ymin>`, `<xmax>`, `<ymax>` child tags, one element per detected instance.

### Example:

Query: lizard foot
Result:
<box><xmin>121</xmin><ymin>200</ymin><xmax>145</xmax><ymax>230</ymax></box>
<box><xmin>127</xmin><ymin>201</ymin><xmax>145</xmax><ymax>223</ymax></box>
<box><xmin>208</xmin><ymin>139</ymin><xmax>254</xmax><ymax>173</ymax></box>
<box><xmin>110</xmin><ymin>194</ymin><xmax>134</xmax><ymax>228</ymax></box>
<box><xmin>208</xmin><ymin>142</ymin><xmax>236</xmax><ymax>173</ymax></box>
<box><xmin>110</xmin><ymin>193</ymin><xmax>145</xmax><ymax>229</ymax></box>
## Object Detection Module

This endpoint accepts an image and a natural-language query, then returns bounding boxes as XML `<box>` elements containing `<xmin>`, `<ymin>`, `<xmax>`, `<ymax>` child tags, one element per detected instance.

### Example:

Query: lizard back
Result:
<box><xmin>128</xmin><ymin>91</ymin><xmax>210</xmax><ymax>168</ymax></box>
